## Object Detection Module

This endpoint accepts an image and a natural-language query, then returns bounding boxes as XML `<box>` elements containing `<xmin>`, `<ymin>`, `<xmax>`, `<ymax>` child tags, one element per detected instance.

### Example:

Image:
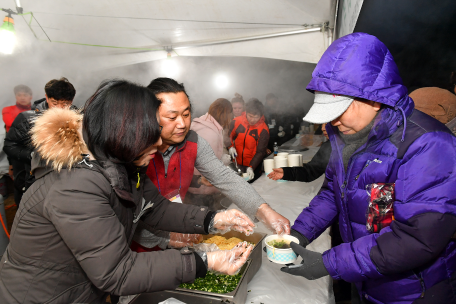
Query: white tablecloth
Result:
<box><xmin>228</xmin><ymin>141</ymin><xmax>335</xmax><ymax>304</ymax></box>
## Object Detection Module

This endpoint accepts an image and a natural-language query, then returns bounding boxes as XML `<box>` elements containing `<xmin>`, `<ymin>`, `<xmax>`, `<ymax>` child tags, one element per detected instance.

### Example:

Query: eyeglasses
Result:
<box><xmin>159</xmin><ymin>125</ymin><xmax>163</xmax><ymax>133</ymax></box>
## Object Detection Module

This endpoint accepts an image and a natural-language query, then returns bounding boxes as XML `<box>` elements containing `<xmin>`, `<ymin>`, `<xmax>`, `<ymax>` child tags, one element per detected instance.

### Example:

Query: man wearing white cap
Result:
<box><xmin>281</xmin><ymin>33</ymin><xmax>456</xmax><ymax>304</ymax></box>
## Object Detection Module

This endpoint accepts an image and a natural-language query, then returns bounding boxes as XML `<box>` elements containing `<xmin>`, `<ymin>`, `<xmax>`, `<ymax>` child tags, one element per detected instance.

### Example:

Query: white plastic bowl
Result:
<box><xmin>264</xmin><ymin>234</ymin><xmax>299</xmax><ymax>264</ymax></box>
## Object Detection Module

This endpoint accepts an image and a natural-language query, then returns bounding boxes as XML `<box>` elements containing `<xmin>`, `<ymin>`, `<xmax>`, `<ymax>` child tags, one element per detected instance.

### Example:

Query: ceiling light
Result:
<box><xmin>214</xmin><ymin>74</ymin><xmax>229</xmax><ymax>90</ymax></box>
<box><xmin>0</xmin><ymin>15</ymin><xmax>16</xmax><ymax>55</ymax></box>
<box><xmin>161</xmin><ymin>58</ymin><xmax>179</xmax><ymax>78</ymax></box>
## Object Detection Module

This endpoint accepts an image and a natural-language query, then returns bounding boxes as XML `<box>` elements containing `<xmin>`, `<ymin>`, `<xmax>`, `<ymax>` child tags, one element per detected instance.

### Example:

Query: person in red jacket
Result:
<box><xmin>2</xmin><ymin>85</ymin><xmax>32</xmax><ymax>180</ymax></box>
<box><xmin>2</xmin><ymin>85</ymin><xmax>32</xmax><ymax>133</ymax></box>
<box><xmin>229</xmin><ymin>98</ymin><xmax>269</xmax><ymax>182</ymax></box>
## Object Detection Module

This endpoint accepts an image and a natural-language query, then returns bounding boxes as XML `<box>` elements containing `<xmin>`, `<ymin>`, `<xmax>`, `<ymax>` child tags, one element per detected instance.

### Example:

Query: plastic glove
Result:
<box><xmin>267</xmin><ymin>168</ymin><xmax>284</xmax><ymax>180</ymax></box>
<box><xmin>256</xmin><ymin>203</ymin><xmax>290</xmax><ymax>235</ymax></box>
<box><xmin>168</xmin><ymin>232</ymin><xmax>203</xmax><ymax>248</ymax></box>
<box><xmin>280</xmin><ymin>242</ymin><xmax>329</xmax><ymax>280</ymax></box>
<box><xmin>207</xmin><ymin>241</ymin><xmax>254</xmax><ymax>275</ymax></box>
<box><xmin>221</xmin><ymin>154</ymin><xmax>232</xmax><ymax>166</ymax></box>
<box><xmin>209</xmin><ymin>209</ymin><xmax>255</xmax><ymax>235</ymax></box>
<box><xmin>246</xmin><ymin>167</ymin><xmax>255</xmax><ymax>180</ymax></box>
<box><xmin>229</xmin><ymin>147</ymin><xmax>238</xmax><ymax>159</ymax></box>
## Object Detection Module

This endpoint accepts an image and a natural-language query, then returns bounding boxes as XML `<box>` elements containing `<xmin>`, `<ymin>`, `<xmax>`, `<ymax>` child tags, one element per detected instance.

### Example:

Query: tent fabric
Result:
<box><xmin>5</xmin><ymin>0</ymin><xmax>336</xmax><ymax>67</ymax></box>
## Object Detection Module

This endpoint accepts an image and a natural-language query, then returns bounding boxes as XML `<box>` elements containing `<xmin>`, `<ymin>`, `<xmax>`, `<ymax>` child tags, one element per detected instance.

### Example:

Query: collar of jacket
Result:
<box><xmin>96</xmin><ymin>159</ymin><xmax>142</xmax><ymax>203</ymax></box>
<box><xmin>31</xmin><ymin>98</ymin><xmax>48</xmax><ymax>112</ymax></box>
<box><xmin>32</xmin><ymin>98</ymin><xmax>78</xmax><ymax>113</ymax></box>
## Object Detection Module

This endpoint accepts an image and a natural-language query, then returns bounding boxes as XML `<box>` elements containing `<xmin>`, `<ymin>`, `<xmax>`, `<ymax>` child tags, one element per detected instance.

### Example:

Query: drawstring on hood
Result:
<box><xmin>395</xmin><ymin>106</ymin><xmax>407</xmax><ymax>142</ymax></box>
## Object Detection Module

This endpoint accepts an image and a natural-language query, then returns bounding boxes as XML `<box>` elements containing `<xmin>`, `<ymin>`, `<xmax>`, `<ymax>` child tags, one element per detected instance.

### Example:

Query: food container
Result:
<box><xmin>130</xmin><ymin>231</ymin><xmax>266</xmax><ymax>304</ymax></box>
<box><xmin>264</xmin><ymin>234</ymin><xmax>299</xmax><ymax>264</ymax></box>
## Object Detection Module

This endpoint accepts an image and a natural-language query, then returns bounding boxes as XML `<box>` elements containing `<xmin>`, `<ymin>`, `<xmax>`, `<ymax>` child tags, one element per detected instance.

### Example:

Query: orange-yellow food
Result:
<box><xmin>203</xmin><ymin>236</ymin><xmax>244</xmax><ymax>250</ymax></box>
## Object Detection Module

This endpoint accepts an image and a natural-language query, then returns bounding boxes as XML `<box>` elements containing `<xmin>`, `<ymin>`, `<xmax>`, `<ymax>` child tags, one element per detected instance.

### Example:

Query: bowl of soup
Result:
<box><xmin>264</xmin><ymin>234</ymin><xmax>299</xmax><ymax>264</ymax></box>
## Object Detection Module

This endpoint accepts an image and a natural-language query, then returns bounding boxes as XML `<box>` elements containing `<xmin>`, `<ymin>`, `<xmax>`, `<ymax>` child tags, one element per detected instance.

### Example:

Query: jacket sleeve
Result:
<box><xmin>249</xmin><ymin>129</ymin><xmax>269</xmax><ymax>170</ymax></box>
<box><xmin>141</xmin><ymin>176</ymin><xmax>210</xmax><ymax>233</ymax></box>
<box><xmin>282</xmin><ymin>141</ymin><xmax>331</xmax><ymax>182</ymax></box>
<box><xmin>3</xmin><ymin>113</ymin><xmax>33</xmax><ymax>162</ymax></box>
<box><xmin>291</xmin><ymin>162</ymin><xmax>339</xmax><ymax>241</ymax></box>
<box><xmin>322</xmin><ymin>132</ymin><xmax>456</xmax><ymax>282</ymax></box>
<box><xmin>45</xmin><ymin>169</ymin><xmax>197</xmax><ymax>296</ymax></box>
<box><xmin>195</xmin><ymin>135</ymin><xmax>265</xmax><ymax>219</ymax></box>
<box><xmin>229</xmin><ymin>120</ymin><xmax>237</xmax><ymax>147</ymax></box>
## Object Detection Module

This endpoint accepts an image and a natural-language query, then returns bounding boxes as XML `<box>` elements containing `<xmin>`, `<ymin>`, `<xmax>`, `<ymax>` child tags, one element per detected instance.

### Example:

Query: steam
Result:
<box><xmin>0</xmin><ymin>38</ymin><xmax>316</xmax><ymax>115</ymax></box>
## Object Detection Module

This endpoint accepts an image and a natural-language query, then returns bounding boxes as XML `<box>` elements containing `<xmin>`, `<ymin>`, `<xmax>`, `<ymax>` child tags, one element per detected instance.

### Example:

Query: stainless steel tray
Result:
<box><xmin>201</xmin><ymin>230</ymin><xmax>266</xmax><ymax>283</ymax></box>
<box><xmin>131</xmin><ymin>231</ymin><xmax>267</xmax><ymax>304</ymax></box>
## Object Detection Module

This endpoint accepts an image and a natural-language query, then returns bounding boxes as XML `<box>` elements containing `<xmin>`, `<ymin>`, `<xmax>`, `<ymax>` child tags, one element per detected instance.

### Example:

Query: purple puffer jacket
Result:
<box><xmin>293</xmin><ymin>33</ymin><xmax>456</xmax><ymax>304</ymax></box>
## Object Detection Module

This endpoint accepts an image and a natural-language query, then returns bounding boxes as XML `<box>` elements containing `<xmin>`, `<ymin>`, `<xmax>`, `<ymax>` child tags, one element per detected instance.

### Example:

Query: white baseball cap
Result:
<box><xmin>303</xmin><ymin>92</ymin><xmax>354</xmax><ymax>124</ymax></box>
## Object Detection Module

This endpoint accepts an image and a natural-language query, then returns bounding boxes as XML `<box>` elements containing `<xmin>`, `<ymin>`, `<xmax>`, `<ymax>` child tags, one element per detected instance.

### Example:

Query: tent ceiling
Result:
<box><xmin>2</xmin><ymin>0</ymin><xmax>335</xmax><ymax>68</ymax></box>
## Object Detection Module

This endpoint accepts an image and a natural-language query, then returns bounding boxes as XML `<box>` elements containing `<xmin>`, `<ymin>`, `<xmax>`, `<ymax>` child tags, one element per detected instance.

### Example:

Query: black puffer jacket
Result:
<box><xmin>4</xmin><ymin>98</ymin><xmax>48</xmax><ymax>163</ymax></box>
<box><xmin>4</xmin><ymin>99</ymin><xmax>78</xmax><ymax>190</ymax></box>
<box><xmin>0</xmin><ymin>108</ymin><xmax>210</xmax><ymax>304</ymax></box>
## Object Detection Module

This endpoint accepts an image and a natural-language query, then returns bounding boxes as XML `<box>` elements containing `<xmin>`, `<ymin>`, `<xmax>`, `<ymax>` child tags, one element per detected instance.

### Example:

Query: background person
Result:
<box><xmin>3</xmin><ymin>78</ymin><xmax>77</xmax><ymax>206</ymax></box>
<box><xmin>2</xmin><ymin>85</ymin><xmax>33</xmax><ymax>182</ymax></box>
<box><xmin>229</xmin><ymin>98</ymin><xmax>269</xmax><ymax>183</ymax></box>
<box><xmin>185</xmin><ymin>98</ymin><xmax>233</xmax><ymax>210</ymax></box>
<box><xmin>280</xmin><ymin>33</ymin><xmax>456</xmax><ymax>304</ymax></box>
<box><xmin>231</xmin><ymin>93</ymin><xmax>245</xmax><ymax>118</ymax></box>
<box><xmin>268</xmin><ymin>123</ymin><xmax>331</xmax><ymax>182</ymax></box>
<box><xmin>0</xmin><ymin>80</ymin><xmax>254</xmax><ymax>304</ymax></box>
<box><xmin>2</xmin><ymin>85</ymin><xmax>32</xmax><ymax>133</ymax></box>
<box><xmin>409</xmin><ymin>86</ymin><xmax>456</xmax><ymax>124</ymax></box>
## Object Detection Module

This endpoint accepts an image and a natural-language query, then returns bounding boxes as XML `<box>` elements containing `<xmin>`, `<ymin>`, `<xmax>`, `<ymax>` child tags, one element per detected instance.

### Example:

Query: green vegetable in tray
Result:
<box><xmin>179</xmin><ymin>272</ymin><xmax>242</xmax><ymax>294</ymax></box>
<box><xmin>267</xmin><ymin>239</ymin><xmax>291</xmax><ymax>249</ymax></box>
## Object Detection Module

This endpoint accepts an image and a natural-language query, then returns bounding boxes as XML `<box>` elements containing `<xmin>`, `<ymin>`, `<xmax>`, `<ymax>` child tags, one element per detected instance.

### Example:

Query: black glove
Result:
<box><xmin>290</xmin><ymin>228</ymin><xmax>309</xmax><ymax>247</ymax></box>
<box><xmin>280</xmin><ymin>242</ymin><xmax>329</xmax><ymax>280</ymax></box>
<box><xmin>263</xmin><ymin>229</ymin><xmax>309</xmax><ymax>253</ymax></box>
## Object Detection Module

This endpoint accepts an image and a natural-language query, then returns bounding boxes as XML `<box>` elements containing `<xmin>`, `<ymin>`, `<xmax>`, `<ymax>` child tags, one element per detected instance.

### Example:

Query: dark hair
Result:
<box><xmin>14</xmin><ymin>84</ymin><xmax>32</xmax><ymax>95</ymax></box>
<box><xmin>44</xmin><ymin>77</ymin><xmax>76</xmax><ymax>101</ymax></box>
<box><xmin>83</xmin><ymin>79</ymin><xmax>162</xmax><ymax>163</ymax></box>
<box><xmin>231</xmin><ymin>93</ymin><xmax>245</xmax><ymax>106</ymax></box>
<box><xmin>147</xmin><ymin>77</ymin><xmax>188</xmax><ymax>98</ymax></box>
<box><xmin>246</xmin><ymin>98</ymin><xmax>265</xmax><ymax>117</ymax></box>
<box><xmin>208</xmin><ymin>98</ymin><xmax>233</xmax><ymax>129</ymax></box>
<box><xmin>265</xmin><ymin>93</ymin><xmax>277</xmax><ymax>101</ymax></box>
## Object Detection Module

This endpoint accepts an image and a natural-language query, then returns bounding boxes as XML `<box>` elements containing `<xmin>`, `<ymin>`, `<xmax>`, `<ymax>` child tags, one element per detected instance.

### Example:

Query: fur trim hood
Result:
<box><xmin>31</xmin><ymin>107</ymin><xmax>89</xmax><ymax>172</ymax></box>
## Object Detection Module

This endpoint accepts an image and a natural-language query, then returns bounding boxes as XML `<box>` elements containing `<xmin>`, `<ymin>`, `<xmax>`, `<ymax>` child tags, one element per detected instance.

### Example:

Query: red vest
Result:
<box><xmin>230</xmin><ymin>113</ymin><xmax>269</xmax><ymax>167</ymax></box>
<box><xmin>146</xmin><ymin>130</ymin><xmax>198</xmax><ymax>200</ymax></box>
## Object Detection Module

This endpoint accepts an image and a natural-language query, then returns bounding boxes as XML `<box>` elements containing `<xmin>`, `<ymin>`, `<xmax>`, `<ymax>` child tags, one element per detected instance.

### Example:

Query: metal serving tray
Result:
<box><xmin>130</xmin><ymin>231</ymin><xmax>266</xmax><ymax>304</ymax></box>
<box><xmin>201</xmin><ymin>230</ymin><xmax>266</xmax><ymax>283</ymax></box>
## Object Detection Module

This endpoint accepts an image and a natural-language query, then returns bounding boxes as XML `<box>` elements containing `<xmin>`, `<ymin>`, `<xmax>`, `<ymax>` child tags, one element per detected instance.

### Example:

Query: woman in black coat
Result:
<box><xmin>0</xmin><ymin>80</ymin><xmax>254</xmax><ymax>304</ymax></box>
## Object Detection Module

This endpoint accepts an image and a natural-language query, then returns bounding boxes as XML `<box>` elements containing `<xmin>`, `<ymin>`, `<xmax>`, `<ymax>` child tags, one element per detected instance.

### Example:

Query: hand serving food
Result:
<box><xmin>207</xmin><ymin>242</ymin><xmax>254</xmax><ymax>275</ymax></box>
<box><xmin>209</xmin><ymin>209</ymin><xmax>255</xmax><ymax>235</ymax></box>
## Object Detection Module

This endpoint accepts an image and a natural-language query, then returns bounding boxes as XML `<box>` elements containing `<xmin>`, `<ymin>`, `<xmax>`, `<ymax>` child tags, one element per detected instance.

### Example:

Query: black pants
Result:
<box><xmin>10</xmin><ymin>159</ymin><xmax>26</xmax><ymax>206</ymax></box>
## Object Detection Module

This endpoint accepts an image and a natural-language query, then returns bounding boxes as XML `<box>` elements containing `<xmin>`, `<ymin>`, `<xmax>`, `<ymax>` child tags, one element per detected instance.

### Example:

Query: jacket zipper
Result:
<box><xmin>355</xmin><ymin>159</ymin><xmax>374</xmax><ymax>180</ymax></box>
<box><xmin>335</xmin><ymin>137</ymin><xmax>375</xmax><ymax>242</ymax></box>
<box><xmin>418</xmin><ymin>272</ymin><xmax>425</xmax><ymax>298</ymax></box>
<box><xmin>241</xmin><ymin>126</ymin><xmax>249</xmax><ymax>166</ymax></box>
